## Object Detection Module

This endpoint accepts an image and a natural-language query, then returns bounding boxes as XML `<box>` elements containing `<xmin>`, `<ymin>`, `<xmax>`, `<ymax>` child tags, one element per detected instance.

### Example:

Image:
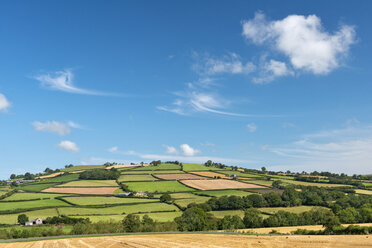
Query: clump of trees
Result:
<box><xmin>150</xmin><ymin>160</ymin><xmax>161</xmax><ymax>166</ymax></box>
<box><xmin>79</xmin><ymin>169</ymin><xmax>120</xmax><ymax>180</ymax></box>
<box><xmin>204</xmin><ymin>160</ymin><xmax>226</xmax><ymax>169</ymax></box>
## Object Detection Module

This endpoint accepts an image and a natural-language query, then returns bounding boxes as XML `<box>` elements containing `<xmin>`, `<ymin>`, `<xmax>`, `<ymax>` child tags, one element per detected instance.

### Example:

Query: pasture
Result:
<box><xmin>281</xmin><ymin>179</ymin><xmax>352</xmax><ymax>188</ymax></box>
<box><xmin>40</xmin><ymin>173</ymin><xmax>79</xmax><ymax>183</ymax></box>
<box><xmin>154</xmin><ymin>173</ymin><xmax>205</xmax><ymax>180</ymax></box>
<box><xmin>124</xmin><ymin>181</ymin><xmax>194</xmax><ymax>193</ymax></box>
<box><xmin>57</xmin><ymin>180</ymin><xmax>118</xmax><ymax>187</ymax></box>
<box><xmin>180</xmin><ymin>179</ymin><xmax>264</xmax><ymax>190</ymax></box>
<box><xmin>61</xmin><ymin>165</ymin><xmax>104</xmax><ymax>172</ymax></box>
<box><xmin>42</xmin><ymin>187</ymin><xmax>118</xmax><ymax>195</ymax></box>
<box><xmin>0</xmin><ymin>208</ymin><xmax>59</xmax><ymax>225</ymax></box>
<box><xmin>0</xmin><ymin>199</ymin><xmax>70</xmax><ymax>212</ymax></box>
<box><xmin>190</xmin><ymin>171</ymin><xmax>231</xmax><ymax>179</ymax></box>
<box><xmin>18</xmin><ymin>183</ymin><xmax>59</xmax><ymax>192</ymax></box>
<box><xmin>195</xmin><ymin>189</ymin><xmax>254</xmax><ymax>197</ymax></box>
<box><xmin>0</xmin><ymin>192</ymin><xmax>69</xmax><ymax>201</ymax></box>
<box><xmin>133</xmin><ymin>163</ymin><xmax>181</xmax><ymax>171</ymax></box>
<box><xmin>258</xmin><ymin>206</ymin><xmax>327</xmax><ymax>215</ymax></box>
<box><xmin>118</xmin><ymin>174</ymin><xmax>157</xmax><ymax>182</ymax></box>
<box><xmin>62</xmin><ymin>196</ymin><xmax>158</xmax><ymax>205</ymax></box>
<box><xmin>182</xmin><ymin>163</ymin><xmax>225</xmax><ymax>171</ymax></box>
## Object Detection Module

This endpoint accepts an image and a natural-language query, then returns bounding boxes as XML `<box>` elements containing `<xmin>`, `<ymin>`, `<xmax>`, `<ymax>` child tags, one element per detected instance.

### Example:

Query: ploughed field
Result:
<box><xmin>1</xmin><ymin>234</ymin><xmax>371</xmax><ymax>248</ymax></box>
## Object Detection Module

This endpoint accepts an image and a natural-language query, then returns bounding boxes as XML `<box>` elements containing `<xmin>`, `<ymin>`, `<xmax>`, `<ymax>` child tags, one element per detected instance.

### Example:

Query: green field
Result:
<box><xmin>0</xmin><ymin>199</ymin><xmax>70</xmax><ymax>212</ymax></box>
<box><xmin>362</xmin><ymin>182</ymin><xmax>372</xmax><ymax>187</ymax></box>
<box><xmin>41</xmin><ymin>174</ymin><xmax>80</xmax><ymax>183</ymax></box>
<box><xmin>242</xmin><ymin>180</ymin><xmax>274</xmax><ymax>187</ymax></box>
<box><xmin>218</xmin><ymin>170</ymin><xmax>263</xmax><ymax>178</ymax></box>
<box><xmin>62</xmin><ymin>196</ymin><xmax>158</xmax><ymax>205</ymax></box>
<box><xmin>210</xmin><ymin>210</ymin><xmax>245</xmax><ymax>218</ymax></box>
<box><xmin>61</xmin><ymin>165</ymin><xmax>105</xmax><ymax>172</ymax></box>
<box><xmin>195</xmin><ymin>189</ymin><xmax>254</xmax><ymax>197</ymax></box>
<box><xmin>18</xmin><ymin>183</ymin><xmax>59</xmax><ymax>192</ymax></box>
<box><xmin>58</xmin><ymin>202</ymin><xmax>179</xmax><ymax>216</ymax></box>
<box><xmin>0</xmin><ymin>208</ymin><xmax>59</xmax><ymax>225</ymax></box>
<box><xmin>182</xmin><ymin>163</ymin><xmax>225</xmax><ymax>172</ymax></box>
<box><xmin>281</xmin><ymin>179</ymin><xmax>352</xmax><ymax>188</ymax></box>
<box><xmin>124</xmin><ymin>181</ymin><xmax>194</xmax><ymax>193</ymax></box>
<box><xmin>1</xmin><ymin>192</ymin><xmax>70</xmax><ymax>201</ymax></box>
<box><xmin>57</xmin><ymin>180</ymin><xmax>118</xmax><ymax>187</ymax></box>
<box><xmin>258</xmin><ymin>206</ymin><xmax>328</xmax><ymax>214</ymax></box>
<box><xmin>118</xmin><ymin>174</ymin><xmax>157</xmax><ymax>182</ymax></box>
<box><xmin>121</xmin><ymin>170</ymin><xmax>185</xmax><ymax>175</ymax></box>
<box><xmin>132</xmin><ymin>163</ymin><xmax>181</xmax><ymax>171</ymax></box>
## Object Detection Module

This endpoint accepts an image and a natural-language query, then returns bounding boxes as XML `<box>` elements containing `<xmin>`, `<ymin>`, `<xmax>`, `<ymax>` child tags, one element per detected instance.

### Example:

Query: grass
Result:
<box><xmin>258</xmin><ymin>206</ymin><xmax>328</xmax><ymax>214</ymax></box>
<box><xmin>182</xmin><ymin>163</ymin><xmax>225</xmax><ymax>172</ymax></box>
<box><xmin>123</xmin><ymin>181</ymin><xmax>194</xmax><ymax>193</ymax></box>
<box><xmin>0</xmin><ymin>208</ymin><xmax>59</xmax><ymax>225</ymax></box>
<box><xmin>1</xmin><ymin>192</ymin><xmax>70</xmax><ymax>201</ymax></box>
<box><xmin>132</xmin><ymin>163</ymin><xmax>181</xmax><ymax>171</ymax></box>
<box><xmin>281</xmin><ymin>179</ymin><xmax>352</xmax><ymax>188</ymax></box>
<box><xmin>362</xmin><ymin>182</ymin><xmax>372</xmax><ymax>187</ymax></box>
<box><xmin>121</xmin><ymin>170</ymin><xmax>185</xmax><ymax>175</ymax></box>
<box><xmin>166</xmin><ymin>193</ymin><xmax>211</xmax><ymax>208</ymax></box>
<box><xmin>242</xmin><ymin>180</ymin><xmax>273</xmax><ymax>187</ymax></box>
<box><xmin>58</xmin><ymin>202</ymin><xmax>179</xmax><ymax>216</ymax></box>
<box><xmin>62</xmin><ymin>196</ymin><xmax>158</xmax><ymax>205</ymax></box>
<box><xmin>0</xmin><ymin>199</ymin><xmax>70</xmax><ymax>212</ymax></box>
<box><xmin>194</xmin><ymin>189</ymin><xmax>254</xmax><ymax>197</ymax></box>
<box><xmin>61</xmin><ymin>165</ymin><xmax>105</xmax><ymax>172</ymax></box>
<box><xmin>210</xmin><ymin>210</ymin><xmax>245</xmax><ymax>218</ymax></box>
<box><xmin>118</xmin><ymin>174</ymin><xmax>157</xmax><ymax>182</ymax></box>
<box><xmin>41</xmin><ymin>174</ymin><xmax>80</xmax><ymax>183</ymax></box>
<box><xmin>217</xmin><ymin>170</ymin><xmax>263</xmax><ymax>178</ymax></box>
<box><xmin>18</xmin><ymin>183</ymin><xmax>59</xmax><ymax>192</ymax></box>
<box><xmin>57</xmin><ymin>180</ymin><xmax>118</xmax><ymax>187</ymax></box>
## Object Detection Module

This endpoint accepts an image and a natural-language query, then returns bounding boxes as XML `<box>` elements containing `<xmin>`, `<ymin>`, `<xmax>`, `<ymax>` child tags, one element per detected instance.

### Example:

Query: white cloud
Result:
<box><xmin>108</xmin><ymin>146</ymin><xmax>118</xmax><ymax>153</ymax></box>
<box><xmin>0</xmin><ymin>93</ymin><xmax>11</xmax><ymax>112</ymax></box>
<box><xmin>247</xmin><ymin>123</ymin><xmax>257</xmax><ymax>132</ymax></box>
<box><xmin>67</xmin><ymin>121</ymin><xmax>83</xmax><ymax>129</ymax></box>
<box><xmin>180</xmin><ymin>144</ymin><xmax>201</xmax><ymax>156</ymax></box>
<box><xmin>253</xmin><ymin>59</ymin><xmax>293</xmax><ymax>83</ymax></box>
<box><xmin>34</xmin><ymin>69</ymin><xmax>112</xmax><ymax>95</ymax></box>
<box><xmin>164</xmin><ymin>145</ymin><xmax>178</xmax><ymax>155</ymax></box>
<box><xmin>193</xmin><ymin>53</ymin><xmax>256</xmax><ymax>76</ymax></box>
<box><xmin>32</xmin><ymin>121</ymin><xmax>71</xmax><ymax>135</ymax></box>
<box><xmin>58</xmin><ymin>140</ymin><xmax>80</xmax><ymax>152</ymax></box>
<box><xmin>242</xmin><ymin>12</ymin><xmax>356</xmax><ymax>75</ymax></box>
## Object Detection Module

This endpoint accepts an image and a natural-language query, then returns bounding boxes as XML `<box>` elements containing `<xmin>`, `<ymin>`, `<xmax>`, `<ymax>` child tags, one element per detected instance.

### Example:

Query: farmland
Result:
<box><xmin>182</xmin><ymin>163</ymin><xmax>225</xmax><ymax>171</ymax></box>
<box><xmin>123</xmin><ymin>181</ymin><xmax>194</xmax><ymax>193</ymax></box>
<box><xmin>0</xmin><ymin>192</ymin><xmax>70</xmax><ymax>201</ymax></box>
<box><xmin>132</xmin><ymin>163</ymin><xmax>181</xmax><ymax>171</ymax></box>
<box><xmin>190</xmin><ymin>171</ymin><xmax>231</xmax><ymax>179</ymax></box>
<box><xmin>118</xmin><ymin>174</ymin><xmax>157</xmax><ymax>182</ymax></box>
<box><xmin>0</xmin><ymin>199</ymin><xmax>70</xmax><ymax>212</ymax></box>
<box><xmin>194</xmin><ymin>189</ymin><xmax>254</xmax><ymax>197</ymax></box>
<box><xmin>56</xmin><ymin>180</ymin><xmax>118</xmax><ymax>187</ymax></box>
<box><xmin>62</xmin><ymin>196</ymin><xmax>158</xmax><ymax>205</ymax></box>
<box><xmin>42</xmin><ymin>187</ymin><xmax>118</xmax><ymax>194</ymax></box>
<box><xmin>154</xmin><ymin>173</ymin><xmax>205</xmax><ymax>180</ymax></box>
<box><xmin>180</xmin><ymin>179</ymin><xmax>264</xmax><ymax>190</ymax></box>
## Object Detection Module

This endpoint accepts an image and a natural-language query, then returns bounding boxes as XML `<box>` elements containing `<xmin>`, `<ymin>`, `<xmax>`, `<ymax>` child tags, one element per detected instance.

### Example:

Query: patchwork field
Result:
<box><xmin>39</xmin><ymin>174</ymin><xmax>80</xmax><ymax>183</ymax></box>
<box><xmin>62</xmin><ymin>196</ymin><xmax>158</xmax><ymax>205</ymax></box>
<box><xmin>0</xmin><ymin>199</ymin><xmax>70</xmax><ymax>212</ymax></box>
<box><xmin>61</xmin><ymin>165</ymin><xmax>105</xmax><ymax>172</ymax></box>
<box><xmin>173</xmin><ymin>194</ymin><xmax>211</xmax><ymax>208</ymax></box>
<box><xmin>36</xmin><ymin>172</ymin><xmax>64</xmax><ymax>179</ymax></box>
<box><xmin>280</xmin><ymin>179</ymin><xmax>352</xmax><ymax>188</ymax></box>
<box><xmin>56</xmin><ymin>180</ymin><xmax>118</xmax><ymax>187</ymax></box>
<box><xmin>190</xmin><ymin>171</ymin><xmax>231</xmax><ymax>179</ymax></box>
<box><xmin>242</xmin><ymin>179</ymin><xmax>274</xmax><ymax>187</ymax></box>
<box><xmin>0</xmin><ymin>208</ymin><xmax>59</xmax><ymax>225</ymax></box>
<box><xmin>195</xmin><ymin>189</ymin><xmax>254</xmax><ymax>197</ymax></box>
<box><xmin>121</xmin><ymin>170</ymin><xmax>185</xmax><ymax>175</ymax></box>
<box><xmin>124</xmin><ymin>181</ymin><xmax>194</xmax><ymax>193</ymax></box>
<box><xmin>42</xmin><ymin>187</ymin><xmax>118</xmax><ymax>195</ymax></box>
<box><xmin>0</xmin><ymin>192</ymin><xmax>70</xmax><ymax>201</ymax></box>
<box><xmin>133</xmin><ymin>163</ymin><xmax>181</xmax><ymax>171</ymax></box>
<box><xmin>154</xmin><ymin>173</ymin><xmax>206</xmax><ymax>180</ymax></box>
<box><xmin>105</xmin><ymin>164</ymin><xmax>149</xmax><ymax>169</ymax></box>
<box><xmin>118</xmin><ymin>174</ymin><xmax>157</xmax><ymax>182</ymax></box>
<box><xmin>18</xmin><ymin>183</ymin><xmax>59</xmax><ymax>192</ymax></box>
<box><xmin>4</xmin><ymin>234</ymin><xmax>371</xmax><ymax>248</ymax></box>
<box><xmin>181</xmin><ymin>179</ymin><xmax>264</xmax><ymax>190</ymax></box>
<box><xmin>182</xmin><ymin>163</ymin><xmax>225</xmax><ymax>171</ymax></box>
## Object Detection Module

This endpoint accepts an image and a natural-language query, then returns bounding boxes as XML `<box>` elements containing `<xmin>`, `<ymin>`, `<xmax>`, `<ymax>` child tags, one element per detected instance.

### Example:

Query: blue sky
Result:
<box><xmin>1</xmin><ymin>0</ymin><xmax>372</xmax><ymax>179</ymax></box>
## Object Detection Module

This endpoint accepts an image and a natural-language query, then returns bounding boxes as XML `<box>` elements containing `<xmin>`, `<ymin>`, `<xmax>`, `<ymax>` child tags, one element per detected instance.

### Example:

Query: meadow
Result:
<box><xmin>0</xmin><ymin>199</ymin><xmax>70</xmax><ymax>212</ymax></box>
<box><xmin>57</xmin><ymin>180</ymin><xmax>118</xmax><ymax>187</ymax></box>
<box><xmin>132</xmin><ymin>163</ymin><xmax>181</xmax><ymax>171</ymax></box>
<box><xmin>124</xmin><ymin>181</ymin><xmax>194</xmax><ymax>193</ymax></box>
<box><xmin>194</xmin><ymin>189</ymin><xmax>254</xmax><ymax>197</ymax></box>
<box><xmin>0</xmin><ymin>192</ymin><xmax>70</xmax><ymax>201</ymax></box>
<box><xmin>62</xmin><ymin>196</ymin><xmax>158</xmax><ymax>205</ymax></box>
<box><xmin>118</xmin><ymin>174</ymin><xmax>157</xmax><ymax>182</ymax></box>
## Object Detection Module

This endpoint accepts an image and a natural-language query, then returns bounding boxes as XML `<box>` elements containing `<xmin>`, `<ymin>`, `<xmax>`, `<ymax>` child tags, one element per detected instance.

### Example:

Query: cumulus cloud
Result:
<box><xmin>164</xmin><ymin>145</ymin><xmax>178</xmax><ymax>155</ymax></box>
<box><xmin>32</xmin><ymin>121</ymin><xmax>81</xmax><ymax>135</ymax></box>
<box><xmin>242</xmin><ymin>12</ymin><xmax>356</xmax><ymax>74</ymax></box>
<box><xmin>0</xmin><ymin>93</ymin><xmax>11</xmax><ymax>112</ymax></box>
<box><xmin>247</xmin><ymin>123</ymin><xmax>257</xmax><ymax>132</ymax></box>
<box><xmin>58</xmin><ymin>140</ymin><xmax>80</xmax><ymax>152</ymax></box>
<box><xmin>253</xmin><ymin>59</ymin><xmax>293</xmax><ymax>83</ymax></box>
<box><xmin>34</xmin><ymin>69</ymin><xmax>114</xmax><ymax>96</ymax></box>
<box><xmin>180</xmin><ymin>144</ymin><xmax>201</xmax><ymax>156</ymax></box>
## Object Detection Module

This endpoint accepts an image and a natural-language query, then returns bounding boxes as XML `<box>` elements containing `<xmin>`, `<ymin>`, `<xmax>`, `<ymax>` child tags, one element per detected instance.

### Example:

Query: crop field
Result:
<box><xmin>182</xmin><ymin>163</ymin><xmax>225</xmax><ymax>171</ymax></box>
<box><xmin>0</xmin><ymin>208</ymin><xmax>59</xmax><ymax>225</ymax></box>
<box><xmin>218</xmin><ymin>170</ymin><xmax>264</xmax><ymax>178</ymax></box>
<box><xmin>355</xmin><ymin>189</ymin><xmax>372</xmax><ymax>195</ymax></box>
<box><xmin>258</xmin><ymin>206</ymin><xmax>327</xmax><ymax>215</ymax></box>
<box><xmin>40</xmin><ymin>173</ymin><xmax>80</xmax><ymax>183</ymax></box>
<box><xmin>58</xmin><ymin>202</ymin><xmax>179</xmax><ymax>216</ymax></box>
<box><xmin>42</xmin><ymin>187</ymin><xmax>119</xmax><ymax>195</ymax></box>
<box><xmin>0</xmin><ymin>199</ymin><xmax>70</xmax><ymax>212</ymax></box>
<box><xmin>36</xmin><ymin>172</ymin><xmax>64</xmax><ymax>179</ymax></box>
<box><xmin>180</xmin><ymin>179</ymin><xmax>264</xmax><ymax>190</ymax></box>
<box><xmin>2</xmin><ymin>234</ymin><xmax>372</xmax><ymax>248</ymax></box>
<box><xmin>57</xmin><ymin>180</ymin><xmax>118</xmax><ymax>187</ymax></box>
<box><xmin>105</xmin><ymin>164</ymin><xmax>149</xmax><ymax>169</ymax></box>
<box><xmin>190</xmin><ymin>171</ymin><xmax>231</xmax><ymax>179</ymax></box>
<box><xmin>62</xmin><ymin>196</ymin><xmax>158</xmax><ymax>205</ymax></box>
<box><xmin>242</xmin><ymin>179</ymin><xmax>274</xmax><ymax>187</ymax></box>
<box><xmin>172</xmin><ymin>194</ymin><xmax>211</xmax><ymax>208</ymax></box>
<box><xmin>281</xmin><ymin>179</ymin><xmax>352</xmax><ymax>188</ymax></box>
<box><xmin>121</xmin><ymin>170</ymin><xmax>185</xmax><ymax>175</ymax></box>
<box><xmin>195</xmin><ymin>189</ymin><xmax>254</xmax><ymax>197</ymax></box>
<box><xmin>118</xmin><ymin>174</ymin><xmax>157</xmax><ymax>182</ymax></box>
<box><xmin>124</xmin><ymin>181</ymin><xmax>194</xmax><ymax>193</ymax></box>
<box><xmin>61</xmin><ymin>165</ymin><xmax>105</xmax><ymax>172</ymax></box>
<box><xmin>18</xmin><ymin>183</ymin><xmax>59</xmax><ymax>192</ymax></box>
<box><xmin>133</xmin><ymin>163</ymin><xmax>181</xmax><ymax>171</ymax></box>
<box><xmin>154</xmin><ymin>173</ymin><xmax>206</xmax><ymax>180</ymax></box>
<box><xmin>0</xmin><ymin>192</ymin><xmax>70</xmax><ymax>201</ymax></box>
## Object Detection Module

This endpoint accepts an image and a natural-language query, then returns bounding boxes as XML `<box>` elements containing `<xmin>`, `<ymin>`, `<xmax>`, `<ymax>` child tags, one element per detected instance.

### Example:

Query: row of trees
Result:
<box><xmin>79</xmin><ymin>169</ymin><xmax>120</xmax><ymax>180</ymax></box>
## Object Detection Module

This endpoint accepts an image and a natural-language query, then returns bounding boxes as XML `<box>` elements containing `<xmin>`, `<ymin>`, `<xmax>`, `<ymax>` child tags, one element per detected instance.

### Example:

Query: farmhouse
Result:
<box><xmin>117</xmin><ymin>192</ymin><xmax>133</xmax><ymax>197</ymax></box>
<box><xmin>135</xmin><ymin>192</ymin><xmax>147</xmax><ymax>197</ymax></box>
<box><xmin>25</xmin><ymin>218</ymin><xmax>43</xmax><ymax>226</ymax></box>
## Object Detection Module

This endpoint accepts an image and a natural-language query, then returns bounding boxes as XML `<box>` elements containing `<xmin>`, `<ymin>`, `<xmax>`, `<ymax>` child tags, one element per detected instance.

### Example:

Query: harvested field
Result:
<box><xmin>246</xmin><ymin>188</ymin><xmax>284</xmax><ymax>194</ymax></box>
<box><xmin>124</xmin><ymin>181</ymin><xmax>193</xmax><ymax>193</ymax></box>
<box><xmin>195</xmin><ymin>189</ymin><xmax>253</xmax><ymax>197</ymax></box>
<box><xmin>281</xmin><ymin>179</ymin><xmax>352</xmax><ymax>188</ymax></box>
<box><xmin>42</xmin><ymin>187</ymin><xmax>118</xmax><ymax>195</ymax></box>
<box><xmin>118</xmin><ymin>174</ymin><xmax>157</xmax><ymax>182</ymax></box>
<box><xmin>180</xmin><ymin>179</ymin><xmax>264</xmax><ymax>190</ymax></box>
<box><xmin>36</xmin><ymin>172</ymin><xmax>64</xmax><ymax>179</ymax></box>
<box><xmin>57</xmin><ymin>180</ymin><xmax>118</xmax><ymax>187</ymax></box>
<box><xmin>105</xmin><ymin>164</ymin><xmax>149</xmax><ymax>169</ymax></box>
<box><xmin>355</xmin><ymin>189</ymin><xmax>372</xmax><ymax>195</ymax></box>
<box><xmin>2</xmin><ymin>234</ymin><xmax>372</xmax><ymax>248</ymax></box>
<box><xmin>154</xmin><ymin>173</ymin><xmax>206</xmax><ymax>180</ymax></box>
<box><xmin>62</xmin><ymin>196</ymin><xmax>157</xmax><ymax>205</ymax></box>
<box><xmin>190</xmin><ymin>171</ymin><xmax>231</xmax><ymax>179</ymax></box>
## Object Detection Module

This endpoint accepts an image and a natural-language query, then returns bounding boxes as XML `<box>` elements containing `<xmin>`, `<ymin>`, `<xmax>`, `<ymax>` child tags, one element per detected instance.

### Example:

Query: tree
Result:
<box><xmin>10</xmin><ymin>174</ymin><xmax>16</xmax><ymax>180</ymax></box>
<box><xmin>122</xmin><ymin>214</ymin><xmax>141</xmax><ymax>232</ymax></box>
<box><xmin>243</xmin><ymin>208</ymin><xmax>263</xmax><ymax>228</ymax></box>
<box><xmin>18</xmin><ymin>214</ymin><xmax>29</xmax><ymax>225</ymax></box>
<box><xmin>150</xmin><ymin>160</ymin><xmax>161</xmax><ymax>166</ymax></box>
<box><xmin>141</xmin><ymin>215</ymin><xmax>154</xmax><ymax>232</ymax></box>
<box><xmin>24</xmin><ymin>172</ymin><xmax>33</xmax><ymax>180</ymax></box>
<box><xmin>175</xmin><ymin>207</ymin><xmax>216</xmax><ymax>231</ymax></box>
<box><xmin>160</xmin><ymin>193</ymin><xmax>172</xmax><ymax>203</ymax></box>
<box><xmin>261</xmin><ymin>166</ymin><xmax>266</xmax><ymax>173</ymax></box>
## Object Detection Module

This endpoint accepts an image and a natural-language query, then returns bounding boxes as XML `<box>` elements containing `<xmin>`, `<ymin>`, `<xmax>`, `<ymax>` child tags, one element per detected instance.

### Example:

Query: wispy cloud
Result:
<box><xmin>163</xmin><ymin>145</ymin><xmax>179</xmax><ymax>155</ymax></box>
<box><xmin>0</xmin><ymin>93</ymin><xmax>11</xmax><ymax>112</ymax></box>
<box><xmin>58</xmin><ymin>140</ymin><xmax>80</xmax><ymax>152</ymax></box>
<box><xmin>32</xmin><ymin>120</ymin><xmax>82</xmax><ymax>136</ymax></box>
<box><xmin>247</xmin><ymin>123</ymin><xmax>257</xmax><ymax>132</ymax></box>
<box><xmin>34</xmin><ymin>69</ymin><xmax>116</xmax><ymax>96</ymax></box>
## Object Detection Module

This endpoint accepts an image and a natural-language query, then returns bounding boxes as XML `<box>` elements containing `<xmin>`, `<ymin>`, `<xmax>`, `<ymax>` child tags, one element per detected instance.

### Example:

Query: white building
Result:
<box><xmin>25</xmin><ymin>218</ymin><xmax>43</xmax><ymax>226</ymax></box>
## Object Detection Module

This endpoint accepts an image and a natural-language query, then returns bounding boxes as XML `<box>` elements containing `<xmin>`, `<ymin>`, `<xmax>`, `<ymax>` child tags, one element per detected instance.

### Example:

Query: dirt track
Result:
<box><xmin>0</xmin><ymin>234</ymin><xmax>371</xmax><ymax>248</ymax></box>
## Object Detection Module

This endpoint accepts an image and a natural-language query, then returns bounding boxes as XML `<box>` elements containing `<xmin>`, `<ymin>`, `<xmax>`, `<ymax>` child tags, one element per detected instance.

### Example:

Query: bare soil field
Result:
<box><xmin>36</xmin><ymin>172</ymin><xmax>64</xmax><ymax>179</ymax></box>
<box><xmin>106</xmin><ymin>164</ymin><xmax>149</xmax><ymax>170</ymax></box>
<box><xmin>154</xmin><ymin>173</ymin><xmax>206</xmax><ymax>180</ymax></box>
<box><xmin>1</xmin><ymin>234</ymin><xmax>371</xmax><ymax>248</ymax></box>
<box><xmin>42</xmin><ymin>187</ymin><xmax>118</xmax><ymax>195</ymax></box>
<box><xmin>181</xmin><ymin>179</ymin><xmax>264</xmax><ymax>190</ymax></box>
<box><xmin>190</xmin><ymin>171</ymin><xmax>231</xmax><ymax>179</ymax></box>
